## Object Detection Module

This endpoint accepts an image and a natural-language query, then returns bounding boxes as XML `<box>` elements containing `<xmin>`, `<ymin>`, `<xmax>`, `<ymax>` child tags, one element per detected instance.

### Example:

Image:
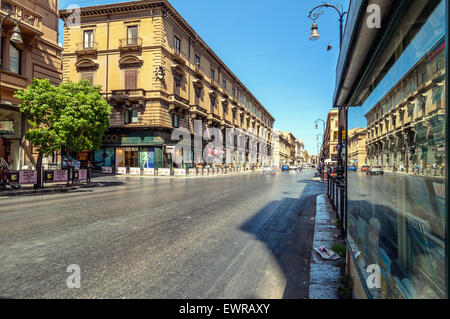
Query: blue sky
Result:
<box><xmin>59</xmin><ymin>0</ymin><xmax>350</xmax><ymax>154</ymax></box>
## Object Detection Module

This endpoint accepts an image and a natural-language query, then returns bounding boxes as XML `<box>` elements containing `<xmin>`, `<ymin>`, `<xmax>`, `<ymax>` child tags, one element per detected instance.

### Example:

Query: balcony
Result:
<box><xmin>1</xmin><ymin>0</ymin><xmax>42</xmax><ymax>34</ymax></box>
<box><xmin>75</xmin><ymin>42</ymin><xmax>98</xmax><ymax>55</ymax></box>
<box><xmin>119</xmin><ymin>37</ymin><xmax>143</xmax><ymax>51</ymax></box>
<box><xmin>111</xmin><ymin>89</ymin><xmax>146</xmax><ymax>102</ymax></box>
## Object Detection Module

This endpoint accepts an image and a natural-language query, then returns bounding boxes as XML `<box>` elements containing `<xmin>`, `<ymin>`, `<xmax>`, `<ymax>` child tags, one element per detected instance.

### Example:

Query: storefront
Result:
<box><xmin>0</xmin><ymin>107</ymin><xmax>24</xmax><ymax>170</ymax></box>
<box><xmin>334</xmin><ymin>0</ymin><xmax>448</xmax><ymax>298</ymax></box>
<box><xmin>94</xmin><ymin>130</ymin><xmax>174</xmax><ymax>172</ymax></box>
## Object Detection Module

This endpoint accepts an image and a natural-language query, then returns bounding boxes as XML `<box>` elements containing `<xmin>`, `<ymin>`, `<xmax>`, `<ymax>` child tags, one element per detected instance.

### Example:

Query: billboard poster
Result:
<box><xmin>53</xmin><ymin>170</ymin><xmax>68</xmax><ymax>182</ymax></box>
<box><xmin>139</xmin><ymin>147</ymin><xmax>155</xmax><ymax>168</ymax></box>
<box><xmin>8</xmin><ymin>170</ymin><xmax>19</xmax><ymax>184</ymax></box>
<box><xmin>129</xmin><ymin>167</ymin><xmax>141</xmax><ymax>175</ymax></box>
<box><xmin>102</xmin><ymin>166</ymin><xmax>113</xmax><ymax>174</ymax></box>
<box><xmin>158</xmin><ymin>168</ymin><xmax>170</xmax><ymax>176</ymax></box>
<box><xmin>77</xmin><ymin>169</ymin><xmax>87</xmax><ymax>180</ymax></box>
<box><xmin>19</xmin><ymin>170</ymin><xmax>37</xmax><ymax>185</ymax></box>
<box><xmin>188</xmin><ymin>168</ymin><xmax>197</xmax><ymax>175</ymax></box>
<box><xmin>116</xmin><ymin>167</ymin><xmax>127</xmax><ymax>175</ymax></box>
<box><xmin>174</xmin><ymin>169</ymin><xmax>186</xmax><ymax>176</ymax></box>
<box><xmin>143</xmin><ymin>168</ymin><xmax>155</xmax><ymax>176</ymax></box>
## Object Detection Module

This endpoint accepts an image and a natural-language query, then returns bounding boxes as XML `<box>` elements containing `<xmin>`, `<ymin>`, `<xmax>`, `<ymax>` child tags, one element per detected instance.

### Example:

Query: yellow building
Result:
<box><xmin>0</xmin><ymin>0</ymin><xmax>62</xmax><ymax>170</ymax></box>
<box><xmin>59</xmin><ymin>0</ymin><xmax>275</xmax><ymax>170</ymax></box>
<box><xmin>365</xmin><ymin>37</ymin><xmax>445</xmax><ymax>175</ymax></box>
<box><xmin>321</xmin><ymin>109</ymin><xmax>339</xmax><ymax>162</ymax></box>
<box><xmin>347</xmin><ymin>128</ymin><xmax>367</xmax><ymax>167</ymax></box>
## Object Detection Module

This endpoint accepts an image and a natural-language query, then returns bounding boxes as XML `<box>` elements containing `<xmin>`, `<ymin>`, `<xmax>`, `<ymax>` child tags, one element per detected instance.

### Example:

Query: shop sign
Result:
<box><xmin>78</xmin><ymin>152</ymin><xmax>89</xmax><ymax>161</ymax></box>
<box><xmin>19</xmin><ymin>170</ymin><xmax>37</xmax><ymax>185</ymax></box>
<box><xmin>76</xmin><ymin>169</ymin><xmax>87</xmax><ymax>181</ymax></box>
<box><xmin>0</xmin><ymin>120</ymin><xmax>14</xmax><ymax>135</ymax></box>
<box><xmin>8</xmin><ymin>170</ymin><xmax>19</xmax><ymax>184</ymax></box>
<box><xmin>117</xmin><ymin>167</ymin><xmax>127</xmax><ymax>175</ymax></box>
<box><xmin>129</xmin><ymin>167</ymin><xmax>141</xmax><ymax>175</ymax></box>
<box><xmin>158</xmin><ymin>168</ymin><xmax>170</xmax><ymax>176</ymax></box>
<box><xmin>53</xmin><ymin>170</ymin><xmax>68</xmax><ymax>182</ymax></box>
<box><xmin>174</xmin><ymin>169</ymin><xmax>186</xmax><ymax>176</ymax></box>
<box><xmin>188</xmin><ymin>168</ymin><xmax>197</xmax><ymax>175</ymax></box>
<box><xmin>143</xmin><ymin>168</ymin><xmax>155</xmax><ymax>176</ymax></box>
<box><xmin>102</xmin><ymin>166</ymin><xmax>113</xmax><ymax>174</ymax></box>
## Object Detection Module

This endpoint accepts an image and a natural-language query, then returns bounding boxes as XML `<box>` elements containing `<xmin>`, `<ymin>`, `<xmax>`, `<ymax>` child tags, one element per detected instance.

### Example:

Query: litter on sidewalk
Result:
<box><xmin>314</xmin><ymin>246</ymin><xmax>341</xmax><ymax>260</ymax></box>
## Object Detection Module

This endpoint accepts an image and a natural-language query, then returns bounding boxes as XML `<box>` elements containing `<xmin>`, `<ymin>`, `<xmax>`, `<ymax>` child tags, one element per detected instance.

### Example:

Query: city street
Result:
<box><xmin>0</xmin><ymin>169</ymin><xmax>324</xmax><ymax>299</ymax></box>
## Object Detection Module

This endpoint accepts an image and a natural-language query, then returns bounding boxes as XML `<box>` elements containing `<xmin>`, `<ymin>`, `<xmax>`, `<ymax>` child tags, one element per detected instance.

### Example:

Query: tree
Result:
<box><xmin>14</xmin><ymin>78</ymin><xmax>111</xmax><ymax>187</ymax></box>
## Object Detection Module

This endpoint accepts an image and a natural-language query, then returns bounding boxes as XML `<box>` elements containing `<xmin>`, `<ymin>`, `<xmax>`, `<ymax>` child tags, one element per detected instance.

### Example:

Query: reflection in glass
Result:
<box><xmin>347</xmin><ymin>0</ymin><xmax>446</xmax><ymax>299</ymax></box>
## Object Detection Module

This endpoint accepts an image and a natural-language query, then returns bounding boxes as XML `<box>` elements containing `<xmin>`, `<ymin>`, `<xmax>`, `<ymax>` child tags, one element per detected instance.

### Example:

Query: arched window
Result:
<box><xmin>9</xmin><ymin>42</ymin><xmax>21</xmax><ymax>74</ymax></box>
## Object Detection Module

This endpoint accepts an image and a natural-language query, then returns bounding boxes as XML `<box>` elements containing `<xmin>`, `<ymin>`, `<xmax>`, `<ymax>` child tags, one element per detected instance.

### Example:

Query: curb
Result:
<box><xmin>0</xmin><ymin>182</ymin><xmax>102</xmax><ymax>197</ymax></box>
<box><xmin>308</xmin><ymin>194</ymin><xmax>343</xmax><ymax>299</ymax></box>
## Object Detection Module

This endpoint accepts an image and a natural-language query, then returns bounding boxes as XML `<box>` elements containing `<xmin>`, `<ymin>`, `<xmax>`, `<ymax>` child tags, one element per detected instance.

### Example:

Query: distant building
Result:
<box><xmin>321</xmin><ymin>109</ymin><xmax>339</xmax><ymax>162</ymax></box>
<box><xmin>347</xmin><ymin>128</ymin><xmax>367</xmax><ymax>167</ymax></box>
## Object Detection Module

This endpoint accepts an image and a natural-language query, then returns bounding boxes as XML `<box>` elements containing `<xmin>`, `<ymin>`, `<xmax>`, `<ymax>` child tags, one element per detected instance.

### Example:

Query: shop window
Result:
<box><xmin>347</xmin><ymin>0</ymin><xmax>446</xmax><ymax>299</ymax></box>
<box><xmin>9</xmin><ymin>42</ymin><xmax>21</xmax><ymax>74</ymax></box>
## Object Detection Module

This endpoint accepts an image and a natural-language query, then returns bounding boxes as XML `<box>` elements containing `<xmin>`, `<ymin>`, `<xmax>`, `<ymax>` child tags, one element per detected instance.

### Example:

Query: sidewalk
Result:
<box><xmin>308</xmin><ymin>194</ymin><xmax>345</xmax><ymax>299</ymax></box>
<box><xmin>0</xmin><ymin>182</ymin><xmax>102</xmax><ymax>197</ymax></box>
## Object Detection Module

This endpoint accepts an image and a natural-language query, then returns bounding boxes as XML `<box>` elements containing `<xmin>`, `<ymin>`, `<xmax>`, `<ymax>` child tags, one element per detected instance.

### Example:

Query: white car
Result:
<box><xmin>289</xmin><ymin>166</ymin><xmax>298</xmax><ymax>170</ymax></box>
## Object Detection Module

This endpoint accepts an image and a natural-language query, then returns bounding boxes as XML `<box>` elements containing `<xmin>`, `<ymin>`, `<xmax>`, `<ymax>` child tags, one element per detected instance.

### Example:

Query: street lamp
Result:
<box><xmin>0</xmin><ymin>12</ymin><xmax>23</xmax><ymax>105</ymax></box>
<box><xmin>308</xmin><ymin>3</ymin><xmax>348</xmax><ymax>181</ymax></box>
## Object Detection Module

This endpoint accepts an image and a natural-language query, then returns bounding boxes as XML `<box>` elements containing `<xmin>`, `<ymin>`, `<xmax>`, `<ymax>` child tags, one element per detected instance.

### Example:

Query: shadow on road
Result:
<box><xmin>239</xmin><ymin>178</ymin><xmax>325</xmax><ymax>298</ymax></box>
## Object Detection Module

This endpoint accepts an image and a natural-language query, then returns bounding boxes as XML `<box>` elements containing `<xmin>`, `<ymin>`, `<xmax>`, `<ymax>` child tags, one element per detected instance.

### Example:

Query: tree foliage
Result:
<box><xmin>14</xmin><ymin>78</ymin><xmax>111</xmax><ymax>156</ymax></box>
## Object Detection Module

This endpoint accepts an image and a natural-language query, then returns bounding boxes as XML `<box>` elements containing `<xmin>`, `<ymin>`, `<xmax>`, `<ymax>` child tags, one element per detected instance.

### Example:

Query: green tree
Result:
<box><xmin>14</xmin><ymin>78</ymin><xmax>111</xmax><ymax>187</ymax></box>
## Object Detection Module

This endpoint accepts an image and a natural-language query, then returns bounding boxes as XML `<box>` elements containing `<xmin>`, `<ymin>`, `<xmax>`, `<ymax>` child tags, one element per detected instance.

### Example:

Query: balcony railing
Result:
<box><xmin>111</xmin><ymin>89</ymin><xmax>145</xmax><ymax>99</ymax></box>
<box><xmin>1</xmin><ymin>0</ymin><xmax>41</xmax><ymax>30</ymax></box>
<box><xmin>75</xmin><ymin>42</ymin><xmax>98</xmax><ymax>54</ymax></box>
<box><xmin>119</xmin><ymin>37</ymin><xmax>143</xmax><ymax>50</ymax></box>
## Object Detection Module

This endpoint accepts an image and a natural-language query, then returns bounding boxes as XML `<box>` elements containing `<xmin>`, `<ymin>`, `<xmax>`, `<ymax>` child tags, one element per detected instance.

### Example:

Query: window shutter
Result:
<box><xmin>125</xmin><ymin>70</ymin><xmax>137</xmax><ymax>89</ymax></box>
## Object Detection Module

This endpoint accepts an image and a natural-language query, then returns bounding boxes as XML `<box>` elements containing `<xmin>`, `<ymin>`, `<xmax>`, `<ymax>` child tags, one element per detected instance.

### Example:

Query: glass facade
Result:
<box><xmin>346</xmin><ymin>0</ymin><xmax>447</xmax><ymax>298</ymax></box>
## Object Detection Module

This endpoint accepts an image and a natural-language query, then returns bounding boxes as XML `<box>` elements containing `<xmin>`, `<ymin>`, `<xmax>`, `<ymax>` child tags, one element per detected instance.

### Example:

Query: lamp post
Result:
<box><xmin>0</xmin><ymin>12</ymin><xmax>23</xmax><ymax>105</ymax></box>
<box><xmin>308</xmin><ymin>3</ymin><xmax>348</xmax><ymax>181</ymax></box>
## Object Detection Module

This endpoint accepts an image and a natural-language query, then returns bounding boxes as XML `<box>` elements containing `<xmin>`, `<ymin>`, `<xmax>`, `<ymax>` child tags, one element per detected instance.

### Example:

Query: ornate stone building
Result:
<box><xmin>60</xmin><ymin>0</ymin><xmax>275</xmax><ymax>171</ymax></box>
<box><xmin>0</xmin><ymin>0</ymin><xmax>62</xmax><ymax>169</ymax></box>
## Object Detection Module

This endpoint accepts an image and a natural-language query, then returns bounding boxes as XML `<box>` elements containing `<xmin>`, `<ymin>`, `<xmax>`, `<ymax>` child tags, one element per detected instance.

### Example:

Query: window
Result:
<box><xmin>174</xmin><ymin>36</ymin><xmax>181</xmax><ymax>55</ymax></box>
<box><xmin>194</xmin><ymin>88</ymin><xmax>201</xmax><ymax>105</ymax></box>
<box><xmin>240</xmin><ymin>94</ymin><xmax>243</xmax><ymax>104</ymax></box>
<box><xmin>195</xmin><ymin>55</ymin><xmax>200</xmax><ymax>71</ymax></box>
<box><xmin>246</xmin><ymin>100</ymin><xmax>249</xmax><ymax>110</ymax></box>
<box><xmin>210</xmin><ymin>69</ymin><xmax>215</xmax><ymax>82</ymax></box>
<box><xmin>81</xmin><ymin>72</ymin><xmax>94</xmax><ymax>86</ymax></box>
<box><xmin>9</xmin><ymin>43</ymin><xmax>21</xmax><ymax>74</ymax></box>
<box><xmin>210</xmin><ymin>96</ymin><xmax>216</xmax><ymax>112</ymax></box>
<box><xmin>125</xmin><ymin>70</ymin><xmax>137</xmax><ymax>89</ymax></box>
<box><xmin>421</xmin><ymin>71</ymin><xmax>427</xmax><ymax>84</ymax></box>
<box><xmin>232</xmin><ymin>88</ymin><xmax>236</xmax><ymax>98</ymax></box>
<box><xmin>83</xmin><ymin>30</ymin><xmax>94</xmax><ymax>49</ymax></box>
<box><xmin>174</xmin><ymin>76</ymin><xmax>181</xmax><ymax>95</ymax></box>
<box><xmin>127</xmin><ymin>26</ymin><xmax>138</xmax><ymax>45</ymax></box>
<box><xmin>172</xmin><ymin>114</ymin><xmax>179</xmax><ymax>128</ymax></box>
<box><xmin>222</xmin><ymin>79</ymin><xmax>226</xmax><ymax>90</ymax></box>
<box><xmin>124</xmin><ymin>109</ymin><xmax>138</xmax><ymax>124</ymax></box>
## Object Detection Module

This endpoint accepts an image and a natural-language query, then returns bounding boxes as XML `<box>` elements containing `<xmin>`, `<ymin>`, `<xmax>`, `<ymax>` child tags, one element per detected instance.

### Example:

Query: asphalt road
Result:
<box><xmin>0</xmin><ymin>169</ymin><xmax>324</xmax><ymax>299</ymax></box>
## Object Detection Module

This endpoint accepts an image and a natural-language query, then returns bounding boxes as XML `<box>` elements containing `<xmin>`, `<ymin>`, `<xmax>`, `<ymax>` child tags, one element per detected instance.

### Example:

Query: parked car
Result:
<box><xmin>348</xmin><ymin>165</ymin><xmax>357</xmax><ymax>171</ymax></box>
<box><xmin>262</xmin><ymin>166</ymin><xmax>276</xmax><ymax>175</ymax></box>
<box><xmin>281</xmin><ymin>165</ymin><xmax>289</xmax><ymax>171</ymax></box>
<box><xmin>289</xmin><ymin>165</ymin><xmax>298</xmax><ymax>170</ymax></box>
<box><xmin>361</xmin><ymin>165</ymin><xmax>370</xmax><ymax>173</ymax></box>
<box><xmin>367</xmin><ymin>166</ymin><xmax>384</xmax><ymax>175</ymax></box>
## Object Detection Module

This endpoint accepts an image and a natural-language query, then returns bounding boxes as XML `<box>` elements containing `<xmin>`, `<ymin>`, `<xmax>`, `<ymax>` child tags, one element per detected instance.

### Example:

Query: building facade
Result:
<box><xmin>0</xmin><ymin>0</ymin><xmax>62</xmax><ymax>170</ymax></box>
<box><xmin>321</xmin><ymin>109</ymin><xmax>339</xmax><ymax>163</ymax></box>
<box><xmin>347</xmin><ymin>128</ymin><xmax>367</xmax><ymax>167</ymax></box>
<box><xmin>60</xmin><ymin>0</ymin><xmax>275</xmax><ymax>171</ymax></box>
<box><xmin>294</xmin><ymin>138</ymin><xmax>305</xmax><ymax>166</ymax></box>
